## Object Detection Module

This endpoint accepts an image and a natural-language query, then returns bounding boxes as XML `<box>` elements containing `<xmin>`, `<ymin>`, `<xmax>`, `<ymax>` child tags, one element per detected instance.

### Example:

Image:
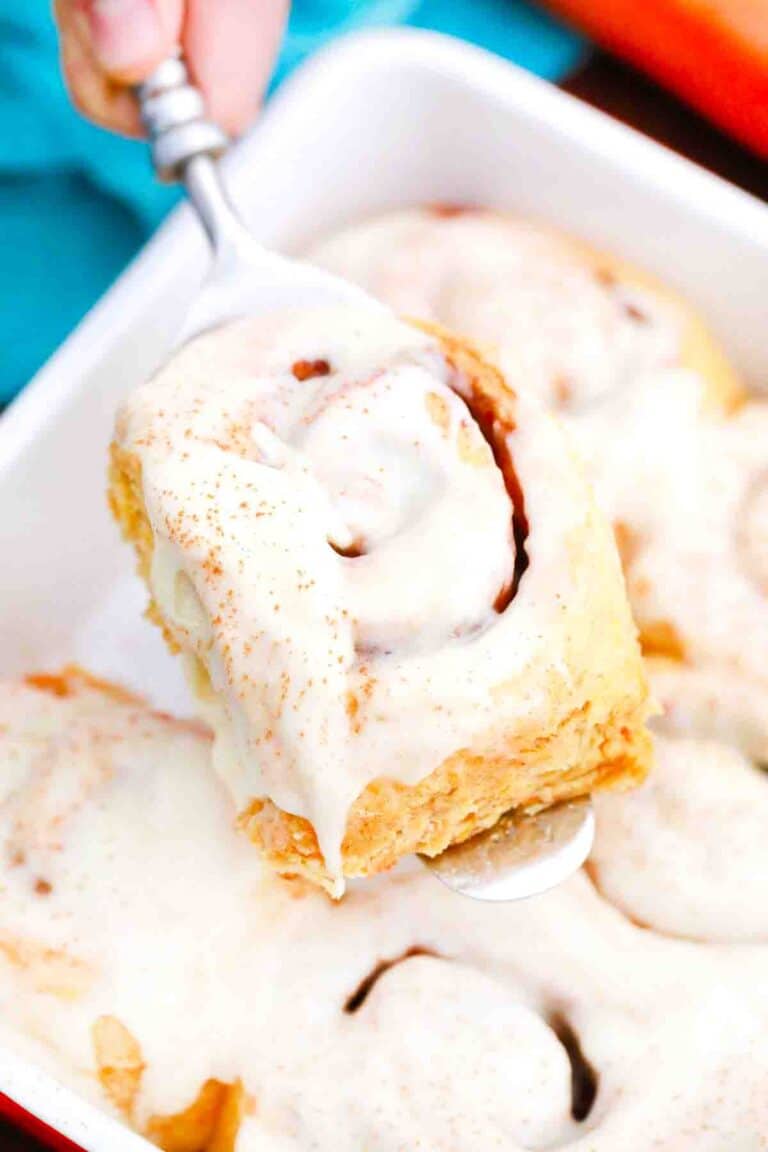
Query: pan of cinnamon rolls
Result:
<box><xmin>1</xmin><ymin>205</ymin><xmax>766</xmax><ymax>1151</ymax></box>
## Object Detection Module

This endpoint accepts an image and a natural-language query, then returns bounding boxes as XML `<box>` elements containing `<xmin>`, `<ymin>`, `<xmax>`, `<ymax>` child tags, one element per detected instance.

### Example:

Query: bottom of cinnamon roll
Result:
<box><xmin>241</xmin><ymin>698</ymin><xmax>650</xmax><ymax>894</ymax></box>
<box><xmin>109</xmin><ymin>306</ymin><xmax>652</xmax><ymax>894</ymax></box>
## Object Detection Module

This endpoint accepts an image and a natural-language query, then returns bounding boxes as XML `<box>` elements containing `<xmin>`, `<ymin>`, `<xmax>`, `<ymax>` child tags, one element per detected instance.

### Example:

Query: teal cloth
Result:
<box><xmin>0</xmin><ymin>1</ymin><xmax>585</xmax><ymax>402</ymax></box>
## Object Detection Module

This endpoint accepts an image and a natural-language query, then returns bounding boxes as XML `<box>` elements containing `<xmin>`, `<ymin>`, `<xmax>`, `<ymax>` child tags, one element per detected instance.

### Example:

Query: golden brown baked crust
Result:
<box><xmin>109</xmin><ymin>321</ymin><xmax>652</xmax><ymax>895</ymax></box>
<box><xmin>92</xmin><ymin>1013</ymin><xmax>245</xmax><ymax>1152</ymax></box>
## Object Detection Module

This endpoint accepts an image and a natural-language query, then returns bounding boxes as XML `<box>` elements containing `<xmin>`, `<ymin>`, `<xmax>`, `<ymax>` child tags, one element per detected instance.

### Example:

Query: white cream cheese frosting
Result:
<box><xmin>648</xmin><ymin>657</ymin><xmax>768</xmax><ymax>764</ymax></box>
<box><xmin>0</xmin><ymin>676</ymin><xmax>767</xmax><ymax>1149</ymax></box>
<box><xmin>115</xmin><ymin>304</ymin><xmax>632</xmax><ymax>888</ymax></box>
<box><xmin>591</xmin><ymin>733</ymin><xmax>768</xmax><ymax>943</ymax></box>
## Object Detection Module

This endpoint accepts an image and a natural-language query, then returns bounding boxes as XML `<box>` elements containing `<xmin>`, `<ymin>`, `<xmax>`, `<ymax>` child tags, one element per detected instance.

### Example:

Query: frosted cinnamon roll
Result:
<box><xmin>311</xmin><ymin>209</ymin><xmax>768</xmax><ymax>757</ymax></box>
<box><xmin>1</xmin><ymin>672</ymin><xmax>767</xmax><ymax>1151</ymax></box>
<box><xmin>0</xmin><ymin>669</ymin><xmax>245</xmax><ymax>1150</ymax></box>
<box><xmin>594</xmin><ymin>394</ymin><xmax>768</xmax><ymax>763</ymax></box>
<box><xmin>110</xmin><ymin>306</ymin><xmax>651</xmax><ymax>894</ymax></box>
<box><xmin>648</xmin><ymin>657</ymin><xmax>768</xmax><ymax>765</ymax></box>
<box><xmin>308</xmin><ymin>207</ymin><xmax>741</xmax><ymax>414</ymax></box>
<box><xmin>590</xmin><ymin>731</ymin><xmax>768</xmax><ymax>944</ymax></box>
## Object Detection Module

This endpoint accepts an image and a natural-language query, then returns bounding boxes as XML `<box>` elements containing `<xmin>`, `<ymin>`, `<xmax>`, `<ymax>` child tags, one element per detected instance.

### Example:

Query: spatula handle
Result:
<box><xmin>137</xmin><ymin>54</ymin><xmax>246</xmax><ymax>253</ymax></box>
<box><xmin>136</xmin><ymin>53</ymin><xmax>226</xmax><ymax>181</ymax></box>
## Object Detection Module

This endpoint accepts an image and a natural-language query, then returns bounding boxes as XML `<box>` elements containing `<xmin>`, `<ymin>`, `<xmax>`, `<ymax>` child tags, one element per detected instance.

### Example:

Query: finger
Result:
<box><xmin>81</xmin><ymin>0</ymin><xmax>184</xmax><ymax>81</ymax></box>
<box><xmin>183</xmin><ymin>0</ymin><xmax>289</xmax><ymax>136</ymax></box>
<box><xmin>54</xmin><ymin>0</ymin><xmax>144</xmax><ymax>134</ymax></box>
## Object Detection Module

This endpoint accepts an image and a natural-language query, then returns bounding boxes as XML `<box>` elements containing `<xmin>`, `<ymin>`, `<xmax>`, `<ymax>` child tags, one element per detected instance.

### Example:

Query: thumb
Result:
<box><xmin>54</xmin><ymin>0</ymin><xmax>184</xmax><ymax>133</ymax></box>
<box><xmin>81</xmin><ymin>0</ymin><xmax>183</xmax><ymax>81</ymax></box>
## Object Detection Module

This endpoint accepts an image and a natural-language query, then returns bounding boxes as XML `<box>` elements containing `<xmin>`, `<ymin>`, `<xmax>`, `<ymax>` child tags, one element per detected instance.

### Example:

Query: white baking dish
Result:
<box><xmin>1</xmin><ymin>27</ymin><xmax>767</xmax><ymax>1151</ymax></box>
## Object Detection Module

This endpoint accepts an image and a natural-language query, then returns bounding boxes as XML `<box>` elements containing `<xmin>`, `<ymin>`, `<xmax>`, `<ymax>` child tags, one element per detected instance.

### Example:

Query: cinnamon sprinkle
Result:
<box><xmin>291</xmin><ymin>359</ymin><xmax>331</xmax><ymax>382</ymax></box>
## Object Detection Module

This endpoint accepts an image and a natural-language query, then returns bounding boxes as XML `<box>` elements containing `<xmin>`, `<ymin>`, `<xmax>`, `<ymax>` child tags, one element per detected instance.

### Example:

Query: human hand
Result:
<box><xmin>54</xmin><ymin>0</ymin><xmax>289</xmax><ymax>137</ymax></box>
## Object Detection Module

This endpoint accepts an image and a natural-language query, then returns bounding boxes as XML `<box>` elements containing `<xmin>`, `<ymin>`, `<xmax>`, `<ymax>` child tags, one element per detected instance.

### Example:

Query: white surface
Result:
<box><xmin>0</xmin><ymin>27</ymin><xmax>767</xmax><ymax>1151</ymax></box>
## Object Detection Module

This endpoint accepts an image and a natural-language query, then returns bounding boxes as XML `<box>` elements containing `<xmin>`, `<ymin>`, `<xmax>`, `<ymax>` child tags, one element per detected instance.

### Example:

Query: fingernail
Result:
<box><xmin>85</xmin><ymin>0</ymin><xmax>164</xmax><ymax>75</ymax></box>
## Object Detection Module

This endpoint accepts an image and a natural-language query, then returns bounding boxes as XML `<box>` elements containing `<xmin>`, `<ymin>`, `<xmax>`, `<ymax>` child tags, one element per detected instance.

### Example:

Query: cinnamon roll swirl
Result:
<box><xmin>311</xmin><ymin>209</ymin><xmax>768</xmax><ymax>758</ymax></box>
<box><xmin>110</xmin><ymin>306</ymin><xmax>651</xmax><ymax>894</ymax></box>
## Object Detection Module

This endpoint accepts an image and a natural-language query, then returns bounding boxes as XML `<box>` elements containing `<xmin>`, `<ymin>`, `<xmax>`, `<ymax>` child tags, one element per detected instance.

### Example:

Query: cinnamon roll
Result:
<box><xmin>110</xmin><ymin>306</ymin><xmax>651</xmax><ymax>894</ymax></box>
<box><xmin>590</xmin><ymin>730</ymin><xmax>768</xmax><ymax>944</ymax></box>
<box><xmin>0</xmin><ymin>671</ymin><xmax>766</xmax><ymax>1151</ymax></box>
<box><xmin>0</xmin><ymin>669</ymin><xmax>245</xmax><ymax>1151</ymax></box>
<box><xmin>647</xmin><ymin>657</ymin><xmax>768</xmax><ymax>765</ymax></box>
<box><xmin>310</xmin><ymin>208</ymin><xmax>768</xmax><ymax>757</ymax></box>
<box><xmin>308</xmin><ymin>207</ymin><xmax>741</xmax><ymax>414</ymax></box>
